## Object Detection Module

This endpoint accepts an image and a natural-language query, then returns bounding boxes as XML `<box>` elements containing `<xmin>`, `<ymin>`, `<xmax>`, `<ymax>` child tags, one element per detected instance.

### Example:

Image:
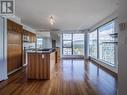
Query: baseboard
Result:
<box><xmin>8</xmin><ymin>67</ymin><xmax>22</xmax><ymax>75</ymax></box>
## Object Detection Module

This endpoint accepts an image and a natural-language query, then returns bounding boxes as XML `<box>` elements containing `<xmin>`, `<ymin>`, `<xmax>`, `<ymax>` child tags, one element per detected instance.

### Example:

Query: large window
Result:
<box><xmin>89</xmin><ymin>20</ymin><xmax>117</xmax><ymax>66</ymax></box>
<box><xmin>62</xmin><ymin>33</ymin><xmax>84</xmax><ymax>56</ymax></box>
<box><xmin>89</xmin><ymin>30</ymin><xmax>97</xmax><ymax>58</ymax></box>
<box><xmin>73</xmin><ymin>34</ymin><xmax>84</xmax><ymax>55</ymax></box>
<box><xmin>99</xmin><ymin>21</ymin><xmax>115</xmax><ymax>65</ymax></box>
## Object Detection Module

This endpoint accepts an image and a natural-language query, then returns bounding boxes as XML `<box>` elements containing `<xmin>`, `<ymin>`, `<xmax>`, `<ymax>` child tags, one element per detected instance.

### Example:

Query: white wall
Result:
<box><xmin>0</xmin><ymin>17</ymin><xmax>8</xmax><ymax>81</ymax></box>
<box><xmin>118</xmin><ymin>0</ymin><xmax>127</xmax><ymax>94</ymax></box>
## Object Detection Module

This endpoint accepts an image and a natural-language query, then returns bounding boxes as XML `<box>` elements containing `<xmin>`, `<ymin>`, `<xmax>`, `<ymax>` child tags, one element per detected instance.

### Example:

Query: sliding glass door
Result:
<box><xmin>62</xmin><ymin>33</ymin><xmax>84</xmax><ymax>56</ymax></box>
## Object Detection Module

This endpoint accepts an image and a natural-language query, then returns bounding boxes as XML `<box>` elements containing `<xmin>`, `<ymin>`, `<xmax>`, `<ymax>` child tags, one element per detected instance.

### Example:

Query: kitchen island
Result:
<box><xmin>27</xmin><ymin>49</ymin><xmax>56</xmax><ymax>80</ymax></box>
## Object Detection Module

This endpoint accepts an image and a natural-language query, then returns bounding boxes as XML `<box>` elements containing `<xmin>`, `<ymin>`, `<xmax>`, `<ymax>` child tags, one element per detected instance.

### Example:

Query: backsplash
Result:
<box><xmin>23</xmin><ymin>42</ymin><xmax>36</xmax><ymax>49</ymax></box>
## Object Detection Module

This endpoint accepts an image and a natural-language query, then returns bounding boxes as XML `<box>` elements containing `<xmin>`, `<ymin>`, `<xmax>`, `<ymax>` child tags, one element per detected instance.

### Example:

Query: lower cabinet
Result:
<box><xmin>7</xmin><ymin>32</ymin><xmax>22</xmax><ymax>73</ymax></box>
<box><xmin>7</xmin><ymin>45</ymin><xmax>22</xmax><ymax>73</ymax></box>
<box><xmin>27</xmin><ymin>52</ymin><xmax>56</xmax><ymax>80</ymax></box>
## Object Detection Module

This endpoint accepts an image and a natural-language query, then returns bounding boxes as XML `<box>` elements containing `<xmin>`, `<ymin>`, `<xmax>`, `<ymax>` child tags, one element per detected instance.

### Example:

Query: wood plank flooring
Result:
<box><xmin>0</xmin><ymin>59</ymin><xmax>117</xmax><ymax>95</ymax></box>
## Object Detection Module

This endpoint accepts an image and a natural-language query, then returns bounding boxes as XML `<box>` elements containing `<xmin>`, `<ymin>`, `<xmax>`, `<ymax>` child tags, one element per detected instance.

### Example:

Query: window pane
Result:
<box><xmin>63</xmin><ymin>34</ymin><xmax>72</xmax><ymax>40</ymax></box>
<box><xmin>63</xmin><ymin>48</ymin><xmax>72</xmax><ymax>55</ymax></box>
<box><xmin>89</xmin><ymin>30</ymin><xmax>97</xmax><ymax>58</ymax></box>
<box><xmin>73</xmin><ymin>34</ymin><xmax>84</xmax><ymax>55</ymax></box>
<box><xmin>37</xmin><ymin>38</ymin><xmax>43</xmax><ymax>49</ymax></box>
<box><xmin>63</xmin><ymin>41</ymin><xmax>71</xmax><ymax>47</ymax></box>
<box><xmin>99</xmin><ymin>21</ymin><xmax>115</xmax><ymax>65</ymax></box>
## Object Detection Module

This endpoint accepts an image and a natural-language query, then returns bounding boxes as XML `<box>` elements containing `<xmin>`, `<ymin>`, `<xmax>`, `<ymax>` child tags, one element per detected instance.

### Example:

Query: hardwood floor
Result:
<box><xmin>0</xmin><ymin>59</ymin><xmax>117</xmax><ymax>95</ymax></box>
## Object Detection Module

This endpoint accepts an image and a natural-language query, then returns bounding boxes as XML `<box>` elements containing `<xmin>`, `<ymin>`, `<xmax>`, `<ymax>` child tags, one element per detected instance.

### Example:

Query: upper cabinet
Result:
<box><xmin>7</xmin><ymin>19</ymin><xmax>23</xmax><ymax>33</ymax></box>
<box><xmin>23</xmin><ymin>29</ymin><xmax>36</xmax><ymax>43</ymax></box>
<box><xmin>29</xmin><ymin>32</ymin><xmax>36</xmax><ymax>43</ymax></box>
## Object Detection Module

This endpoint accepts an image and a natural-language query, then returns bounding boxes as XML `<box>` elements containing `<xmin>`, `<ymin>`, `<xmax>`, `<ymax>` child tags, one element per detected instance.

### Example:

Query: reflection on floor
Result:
<box><xmin>61</xmin><ymin>59</ymin><xmax>117</xmax><ymax>95</ymax></box>
<box><xmin>0</xmin><ymin>59</ymin><xmax>117</xmax><ymax>95</ymax></box>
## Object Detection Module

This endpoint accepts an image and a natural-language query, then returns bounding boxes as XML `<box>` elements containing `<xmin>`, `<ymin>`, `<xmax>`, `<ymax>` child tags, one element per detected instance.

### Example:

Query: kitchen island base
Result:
<box><xmin>27</xmin><ymin>51</ymin><xmax>56</xmax><ymax>80</ymax></box>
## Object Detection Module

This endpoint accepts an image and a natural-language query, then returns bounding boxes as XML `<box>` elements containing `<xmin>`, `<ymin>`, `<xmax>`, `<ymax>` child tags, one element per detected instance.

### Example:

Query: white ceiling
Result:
<box><xmin>15</xmin><ymin>0</ymin><xmax>119</xmax><ymax>31</ymax></box>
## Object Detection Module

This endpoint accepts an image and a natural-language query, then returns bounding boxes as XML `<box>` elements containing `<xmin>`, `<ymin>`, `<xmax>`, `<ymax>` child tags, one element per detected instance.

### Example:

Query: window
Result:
<box><xmin>62</xmin><ymin>33</ymin><xmax>84</xmax><ymax>56</ymax></box>
<box><xmin>99</xmin><ymin>21</ymin><xmax>115</xmax><ymax>65</ymax></box>
<box><xmin>89</xmin><ymin>30</ymin><xmax>97</xmax><ymax>58</ymax></box>
<box><xmin>37</xmin><ymin>38</ymin><xmax>43</xmax><ymax>49</ymax></box>
<box><xmin>73</xmin><ymin>34</ymin><xmax>84</xmax><ymax>55</ymax></box>
<box><xmin>63</xmin><ymin>48</ymin><xmax>72</xmax><ymax>55</ymax></box>
<box><xmin>63</xmin><ymin>34</ymin><xmax>72</xmax><ymax>40</ymax></box>
<box><xmin>89</xmin><ymin>20</ymin><xmax>117</xmax><ymax>66</ymax></box>
<box><xmin>63</xmin><ymin>41</ymin><xmax>72</xmax><ymax>47</ymax></box>
<box><xmin>62</xmin><ymin>34</ymin><xmax>72</xmax><ymax>55</ymax></box>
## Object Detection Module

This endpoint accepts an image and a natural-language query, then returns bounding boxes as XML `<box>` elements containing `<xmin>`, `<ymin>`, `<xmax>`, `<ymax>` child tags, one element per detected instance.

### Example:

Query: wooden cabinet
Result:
<box><xmin>29</xmin><ymin>32</ymin><xmax>36</xmax><ymax>43</ymax></box>
<box><xmin>55</xmin><ymin>48</ymin><xmax>60</xmax><ymax>63</ymax></box>
<box><xmin>27</xmin><ymin>52</ymin><xmax>56</xmax><ymax>80</ymax></box>
<box><xmin>23</xmin><ymin>29</ymin><xmax>36</xmax><ymax>43</ymax></box>
<box><xmin>7</xmin><ymin>19</ymin><xmax>23</xmax><ymax>73</ymax></box>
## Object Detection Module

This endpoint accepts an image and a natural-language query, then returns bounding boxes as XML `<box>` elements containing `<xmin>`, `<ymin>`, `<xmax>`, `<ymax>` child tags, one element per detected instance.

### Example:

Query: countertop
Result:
<box><xmin>27</xmin><ymin>48</ymin><xmax>56</xmax><ymax>54</ymax></box>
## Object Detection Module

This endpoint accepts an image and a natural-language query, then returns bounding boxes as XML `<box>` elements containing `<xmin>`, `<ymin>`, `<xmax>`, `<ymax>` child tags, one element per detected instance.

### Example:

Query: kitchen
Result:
<box><xmin>6</xmin><ymin>17</ymin><xmax>60</xmax><ymax>79</ymax></box>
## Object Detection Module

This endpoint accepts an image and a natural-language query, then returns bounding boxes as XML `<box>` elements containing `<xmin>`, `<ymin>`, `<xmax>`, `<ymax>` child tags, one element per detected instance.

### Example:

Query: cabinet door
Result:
<box><xmin>34</xmin><ymin>35</ymin><xmax>36</xmax><ymax>42</ymax></box>
<box><xmin>27</xmin><ymin>53</ymin><xmax>37</xmax><ymax>79</ymax></box>
<box><xmin>7</xmin><ymin>45</ymin><xmax>15</xmax><ymax>72</ymax></box>
<box><xmin>37</xmin><ymin>54</ymin><xmax>49</xmax><ymax>79</ymax></box>
<box><xmin>7</xmin><ymin>19</ymin><xmax>23</xmax><ymax>73</ymax></box>
<box><xmin>15</xmin><ymin>45</ymin><xmax>22</xmax><ymax>68</ymax></box>
<box><xmin>36</xmin><ymin>54</ymin><xmax>42</xmax><ymax>79</ymax></box>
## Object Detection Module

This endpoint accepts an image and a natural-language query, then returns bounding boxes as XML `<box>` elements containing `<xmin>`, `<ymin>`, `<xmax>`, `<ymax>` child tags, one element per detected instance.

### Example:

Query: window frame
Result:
<box><xmin>98</xmin><ymin>21</ymin><xmax>116</xmax><ymax>65</ymax></box>
<box><xmin>62</xmin><ymin>33</ymin><xmax>73</xmax><ymax>55</ymax></box>
<box><xmin>89</xmin><ymin>29</ymin><xmax>98</xmax><ymax>58</ymax></box>
<box><xmin>62</xmin><ymin>33</ymin><xmax>85</xmax><ymax>56</ymax></box>
<box><xmin>89</xmin><ymin>19</ymin><xmax>117</xmax><ymax>67</ymax></box>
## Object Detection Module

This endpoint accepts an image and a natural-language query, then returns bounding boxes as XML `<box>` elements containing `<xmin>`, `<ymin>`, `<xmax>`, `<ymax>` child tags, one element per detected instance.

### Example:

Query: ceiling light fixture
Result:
<box><xmin>50</xmin><ymin>16</ymin><xmax>55</xmax><ymax>25</ymax></box>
